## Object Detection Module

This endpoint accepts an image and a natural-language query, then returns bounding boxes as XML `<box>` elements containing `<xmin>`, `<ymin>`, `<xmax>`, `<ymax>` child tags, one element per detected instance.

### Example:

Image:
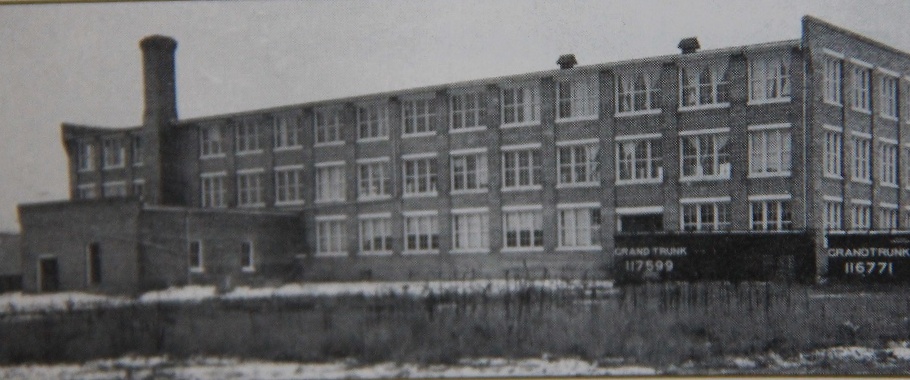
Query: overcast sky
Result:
<box><xmin>1</xmin><ymin>0</ymin><xmax>909</xmax><ymax>232</ymax></box>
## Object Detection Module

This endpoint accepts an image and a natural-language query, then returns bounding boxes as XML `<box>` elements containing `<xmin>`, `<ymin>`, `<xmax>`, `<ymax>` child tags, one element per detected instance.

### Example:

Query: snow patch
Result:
<box><xmin>730</xmin><ymin>357</ymin><xmax>757</xmax><ymax>369</ymax></box>
<box><xmin>137</xmin><ymin>285</ymin><xmax>217</xmax><ymax>303</ymax></box>
<box><xmin>811</xmin><ymin>346</ymin><xmax>878</xmax><ymax>362</ymax></box>
<box><xmin>0</xmin><ymin>291</ymin><xmax>127</xmax><ymax>314</ymax></box>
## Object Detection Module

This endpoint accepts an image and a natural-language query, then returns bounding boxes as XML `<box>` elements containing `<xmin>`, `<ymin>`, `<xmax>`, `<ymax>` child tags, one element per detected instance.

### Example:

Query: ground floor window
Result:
<box><xmin>86</xmin><ymin>242</ymin><xmax>101</xmax><ymax>285</ymax></box>
<box><xmin>503</xmin><ymin>207</ymin><xmax>543</xmax><ymax>250</ymax></box>
<box><xmin>274</xmin><ymin>166</ymin><xmax>304</xmax><ymax>205</ymax></box>
<box><xmin>681</xmin><ymin>200</ymin><xmax>730</xmax><ymax>231</ymax></box>
<box><xmin>618</xmin><ymin>213</ymin><xmax>663</xmax><ymax>232</ymax></box>
<box><xmin>359</xmin><ymin>215</ymin><xmax>392</xmax><ymax>254</ymax></box>
<box><xmin>77</xmin><ymin>184</ymin><xmax>97</xmax><ymax>200</ymax></box>
<box><xmin>240</xmin><ymin>241</ymin><xmax>255</xmax><ymax>272</ymax></box>
<box><xmin>749</xmin><ymin>199</ymin><xmax>792</xmax><ymax>231</ymax></box>
<box><xmin>316</xmin><ymin>217</ymin><xmax>346</xmax><ymax>256</ymax></box>
<box><xmin>880</xmin><ymin>206</ymin><xmax>898</xmax><ymax>230</ymax></box>
<box><xmin>451</xmin><ymin>210</ymin><xmax>489</xmax><ymax>252</ymax></box>
<box><xmin>103</xmin><ymin>181</ymin><xmax>127</xmax><ymax>198</ymax></box>
<box><xmin>188</xmin><ymin>241</ymin><xmax>203</xmax><ymax>272</ymax></box>
<box><xmin>558</xmin><ymin>205</ymin><xmax>601</xmax><ymax>248</ymax></box>
<box><xmin>824</xmin><ymin>201</ymin><xmax>843</xmax><ymax>230</ymax></box>
<box><xmin>851</xmin><ymin>202</ymin><xmax>871</xmax><ymax>230</ymax></box>
<box><xmin>404</xmin><ymin>213</ymin><xmax>439</xmax><ymax>253</ymax></box>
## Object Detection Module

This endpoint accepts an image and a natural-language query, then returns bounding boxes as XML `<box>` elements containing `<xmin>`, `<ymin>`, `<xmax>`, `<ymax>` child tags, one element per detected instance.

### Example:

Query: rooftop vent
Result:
<box><xmin>678</xmin><ymin>37</ymin><xmax>700</xmax><ymax>54</ymax></box>
<box><xmin>557</xmin><ymin>54</ymin><xmax>578</xmax><ymax>69</ymax></box>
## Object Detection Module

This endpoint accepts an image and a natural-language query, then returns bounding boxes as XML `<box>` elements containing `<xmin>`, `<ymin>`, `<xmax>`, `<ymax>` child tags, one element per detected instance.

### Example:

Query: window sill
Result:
<box><xmin>315</xmin><ymin>199</ymin><xmax>346</xmax><ymax>204</ymax></box>
<box><xmin>274</xmin><ymin>145</ymin><xmax>303</xmax><ymax>152</ymax></box>
<box><xmin>241</xmin><ymin>267</ymin><xmax>255</xmax><ymax>273</ymax></box>
<box><xmin>236</xmin><ymin>150</ymin><xmax>264</xmax><ymax>156</ymax></box>
<box><xmin>402</xmin><ymin>132</ymin><xmax>437</xmax><ymax>139</ymax></box>
<box><xmin>615</xmin><ymin>109</ymin><xmax>661</xmax><ymax>118</ymax></box>
<box><xmin>678</xmin><ymin>102</ymin><xmax>730</xmax><ymax>112</ymax></box>
<box><xmin>314</xmin><ymin>141</ymin><xmax>345</xmax><ymax>148</ymax></box>
<box><xmin>315</xmin><ymin>252</ymin><xmax>348</xmax><ymax>258</ymax></box>
<box><xmin>500</xmin><ymin>121</ymin><xmax>540</xmax><ymax>129</ymax></box>
<box><xmin>616</xmin><ymin>178</ymin><xmax>663</xmax><ymax>186</ymax></box>
<box><xmin>556</xmin><ymin>182</ymin><xmax>599</xmax><ymax>189</ymax></box>
<box><xmin>358</xmin><ymin>195</ymin><xmax>392</xmax><ymax>202</ymax></box>
<box><xmin>881</xmin><ymin>183</ymin><xmax>900</xmax><ymax>189</ymax></box>
<box><xmin>851</xmin><ymin>107</ymin><xmax>872</xmax><ymax>115</ymax></box>
<box><xmin>824</xmin><ymin>100</ymin><xmax>843</xmax><ymax>108</ymax></box>
<box><xmin>357</xmin><ymin>137</ymin><xmax>390</xmax><ymax>143</ymax></box>
<box><xmin>450</xmin><ymin>249</ymin><xmax>489</xmax><ymax>254</ymax></box>
<box><xmin>189</xmin><ymin>268</ymin><xmax>205</xmax><ymax>274</ymax></box>
<box><xmin>200</xmin><ymin>154</ymin><xmax>226</xmax><ymax>160</ymax></box>
<box><xmin>450</xmin><ymin>126</ymin><xmax>487</xmax><ymax>134</ymax></box>
<box><xmin>238</xmin><ymin>203</ymin><xmax>266</xmax><ymax>208</ymax></box>
<box><xmin>103</xmin><ymin>165</ymin><xmax>126</xmax><ymax>171</ymax></box>
<box><xmin>275</xmin><ymin>201</ymin><xmax>305</xmax><ymax>206</ymax></box>
<box><xmin>77</xmin><ymin>169</ymin><xmax>96</xmax><ymax>173</ymax></box>
<box><xmin>132</xmin><ymin>163</ymin><xmax>144</xmax><ymax>168</ymax></box>
<box><xmin>501</xmin><ymin>247</ymin><xmax>545</xmax><ymax>253</ymax></box>
<box><xmin>451</xmin><ymin>188</ymin><xmax>488</xmax><ymax>195</ymax></box>
<box><xmin>360</xmin><ymin>251</ymin><xmax>393</xmax><ymax>256</ymax></box>
<box><xmin>747</xmin><ymin>97</ymin><xmax>791</xmax><ymax>106</ymax></box>
<box><xmin>850</xmin><ymin>178</ymin><xmax>873</xmax><ymax>185</ymax></box>
<box><xmin>402</xmin><ymin>250</ymin><xmax>439</xmax><ymax>255</ymax></box>
<box><xmin>502</xmin><ymin>186</ymin><xmax>543</xmax><ymax>192</ymax></box>
<box><xmin>880</xmin><ymin>114</ymin><xmax>899</xmax><ymax>122</ymax></box>
<box><xmin>747</xmin><ymin>172</ymin><xmax>791</xmax><ymax>179</ymax></box>
<box><xmin>556</xmin><ymin>246</ymin><xmax>602</xmax><ymax>251</ymax></box>
<box><xmin>679</xmin><ymin>175</ymin><xmax>730</xmax><ymax>183</ymax></box>
<box><xmin>403</xmin><ymin>192</ymin><xmax>438</xmax><ymax>199</ymax></box>
<box><xmin>556</xmin><ymin>115</ymin><xmax>599</xmax><ymax>123</ymax></box>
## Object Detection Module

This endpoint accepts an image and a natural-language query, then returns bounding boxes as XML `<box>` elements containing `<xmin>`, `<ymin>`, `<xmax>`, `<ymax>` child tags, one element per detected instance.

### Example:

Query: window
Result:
<box><xmin>503</xmin><ymin>208</ymin><xmax>543</xmax><ymax>250</ymax></box>
<box><xmin>851</xmin><ymin>66</ymin><xmax>872</xmax><ymax>113</ymax></box>
<box><xmin>236</xmin><ymin>170</ymin><xmax>264</xmax><ymax>207</ymax></box>
<box><xmin>748</xmin><ymin>126</ymin><xmax>792</xmax><ymax>177</ymax></box>
<box><xmin>881</xmin><ymin>76</ymin><xmax>899</xmax><ymax>119</ymax></box>
<box><xmin>131</xmin><ymin>135</ymin><xmax>143</xmax><ymax>166</ymax></box>
<box><xmin>86</xmin><ymin>243</ymin><xmax>101</xmax><ymax>285</ymax></box>
<box><xmin>132</xmin><ymin>180</ymin><xmax>145</xmax><ymax>199</ymax></box>
<box><xmin>314</xmin><ymin>108</ymin><xmax>342</xmax><ymax>145</ymax></box>
<box><xmin>240</xmin><ymin>241</ymin><xmax>255</xmax><ymax>272</ymax></box>
<box><xmin>617</xmin><ymin>209</ymin><xmax>664</xmax><ymax>232</ymax></box>
<box><xmin>76</xmin><ymin>184</ymin><xmax>96</xmax><ymax>200</ymax></box>
<box><xmin>403</xmin><ymin>155</ymin><xmax>438</xmax><ymax>196</ymax></box>
<box><xmin>188</xmin><ymin>241</ymin><xmax>203</xmax><ymax>273</ymax></box>
<box><xmin>274</xmin><ymin>166</ymin><xmax>305</xmax><ymax>205</ymax></box>
<box><xmin>880</xmin><ymin>206</ymin><xmax>899</xmax><ymax>230</ymax></box>
<box><xmin>679</xmin><ymin>62</ymin><xmax>730</xmax><ymax>108</ymax></box>
<box><xmin>402</xmin><ymin>98</ymin><xmax>435</xmax><ymax>136</ymax></box>
<box><xmin>501</xmin><ymin>82</ymin><xmax>540</xmax><ymax>126</ymax></box>
<box><xmin>749</xmin><ymin>199</ymin><xmax>792</xmax><ymax>231</ymax></box>
<box><xmin>681</xmin><ymin>200</ymin><xmax>730</xmax><ymax>231</ymax></box>
<box><xmin>616</xmin><ymin>136</ymin><xmax>662</xmax><ymax>183</ymax></box>
<box><xmin>556</xmin><ymin>75</ymin><xmax>599</xmax><ymax>121</ymax></box>
<box><xmin>557</xmin><ymin>141</ymin><xmax>599</xmax><ymax>186</ymax></box>
<box><xmin>273</xmin><ymin>115</ymin><xmax>302</xmax><ymax>149</ymax></box>
<box><xmin>824</xmin><ymin>129</ymin><xmax>843</xmax><ymax>178</ymax></box>
<box><xmin>76</xmin><ymin>141</ymin><xmax>94</xmax><ymax>172</ymax></box>
<box><xmin>824</xmin><ymin>201</ymin><xmax>843</xmax><ymax>230</ymax></box>
<box><xmin>404</xmin><ymin>212</ymin><xmax>439</xmax><ymax>253</ymax></box>
<box><xmin>881</xmin><ymin>141</ymin><xmax>898</xmax><ymax>187</ymax></box>
<box><xmin>558</xmin><ymin>205</ymin><xmax>601</xmax><ymax>248</ymax></box>
<box><xmin>450</xmin><ymin>150</ymin><xmax>488</xmax><ymax>193</ymax></box>
<box><xmin>315</xmin><ymin>163</ymin><xmax>345</xmax><ymax>203</ymax></box>
<box><xmin>616</xmin><ymin>70</ymin><xmax>660</xmax><ymax>114</ymax></box>
<box><xmin>357</xmin><ymin>159</ymin><xmax>391</xmax><ymax>200</ymax></box>
<box><xmin>200</xmin><ymin>125</ymin><xmax>224</xmax><ymax>158</ymax></box>
<box><xmin>200</xmin><ymin>172</ymin><xmax>227</xmax><ymax>208</ymax></box>
<box><xmin>103</xmin><ymin>181</ymin><xmax>127</xmax><ymax>198</ymax></box>
<box><xmin>680</xmin><ymin>130</ymin><xmax>731</xmax><ymax>180</ymax></box>
<box><xmin>451</xmin><ymin>209</ymin><xmax>489</xmax><ymax>253</ymax></box>
<box><xmin>359</xmin><ymin>215</ymin><xmax>392</xmax><ymax>254</ymax></box>
<box><xmin>502</xmin><ymin>146</ymin><xmax>541</xmax><ymax>190</ymax></box>
<box><xmin>851</xmin><ymin>202</ymin><xmax>871</xmax><ymax>230</ymax></box>
<box><xmin>823</xmin><ymin>56</ymin><xmax>843</xmax><ymax>105</ymax></box>
<box><xmin>450</xmin><ymin>91</ymin><xmax>485</xmax><ymax>131</ymax></box>
<box><xmin>852</xmin><ymin>135</ymin><xmax>871</xmax><ymax>183</ymax></box>
<box><xmin>235</xmin><ymin>119</ymin><xmax>263</xmax><ymax>154</ymax></box>
<box><xmin>748</xmin><ymin>55</ymin><xmax>791</xmax><ymax>103</ymax></box>
<box><xmin>316</xmin><ymin>217</ymin><xmax>346</xmax><ymax>256</ymax></box>
<box><xmin>357</xmin><ymin>103</ymin><xmax>389</xmax><ymax>141</ymax></box>
<box><xmin>102</xmin><ymin>138</ymin><xmax>124</xmax><ymax>169</ymax></box>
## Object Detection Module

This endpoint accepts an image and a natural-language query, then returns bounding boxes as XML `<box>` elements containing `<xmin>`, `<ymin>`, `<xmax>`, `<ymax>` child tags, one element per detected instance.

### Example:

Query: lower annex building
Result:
<box><xmin>18</xmin><ymin>16</ymin><xmax>910</xmax><ymax>294</ymax></box>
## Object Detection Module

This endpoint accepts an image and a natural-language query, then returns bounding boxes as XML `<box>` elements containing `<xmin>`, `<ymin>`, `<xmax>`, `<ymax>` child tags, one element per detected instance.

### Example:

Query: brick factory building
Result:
<box><xmin>17</xmin><ymin>16</ymin><xmax>910</xmax><ymax>294</ymax></box>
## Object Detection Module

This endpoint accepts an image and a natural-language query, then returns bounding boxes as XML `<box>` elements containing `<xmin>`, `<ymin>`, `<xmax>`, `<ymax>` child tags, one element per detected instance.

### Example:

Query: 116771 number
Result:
<box><xmin>844</xmin><ymin>261</ymin><xmax>894</xmax><ymax>276</ymax></box>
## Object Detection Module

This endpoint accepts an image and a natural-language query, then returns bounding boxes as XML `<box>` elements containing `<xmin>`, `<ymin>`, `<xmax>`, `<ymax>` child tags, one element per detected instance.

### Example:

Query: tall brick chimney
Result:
<box><xmin>140</xmin><ymin>35</ymin><xmax>178</xmax><ymax>126</ymax></box>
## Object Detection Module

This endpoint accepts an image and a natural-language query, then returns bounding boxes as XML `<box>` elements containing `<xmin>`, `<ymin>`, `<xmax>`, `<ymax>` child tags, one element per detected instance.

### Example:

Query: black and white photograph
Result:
<box><xmin>3</xmin><ymin>0</ymin><xmax>910</xmax><ymax>377</ymax></box>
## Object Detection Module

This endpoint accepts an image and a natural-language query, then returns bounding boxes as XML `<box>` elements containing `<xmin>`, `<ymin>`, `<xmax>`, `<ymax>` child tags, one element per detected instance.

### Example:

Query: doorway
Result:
<box><xmin>38</xmin><ymin>257</ymin><xmax>59</xmax><ymax>292</ymax></box>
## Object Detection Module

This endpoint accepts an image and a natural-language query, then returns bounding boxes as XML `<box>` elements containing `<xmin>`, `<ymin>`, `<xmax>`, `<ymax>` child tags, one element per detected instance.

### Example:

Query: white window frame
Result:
<box><xmin>851</xmin><ymin>132</ymin><xmax>872</xmax><ymax>184</ymax></box>
<box><xmin>449</xmin><ymin>89</ymin><xmax>486</xmax><ymax>133</ymax></box>
<box><xmin>747</xmin><ymin>54</ymin><xmax>791</xmax><ymax>105</ymax></box>
<box><xmin>502</xmin><ymin>205</ymin><xmax>544</xmax><ymax>252</ymax></box>
<box><xmin>555</xmin><ymin>74</ymin><xmax>599</xmax><ymax>122</ymax></box>
<box><xmin>879</xmin><ymin>203</ymin><xmax>899</xmax><ymax>230</ymax></box>
<box><xmin>748</xmin><ymin>195</ymin><xmax>793</xmax><ymax>231</ymax></box>
<box><xmin>850</xmin><ymin>63</ymin><xmax>872</xmax><ymax>113</ymax></box>
<box><xmin>188</xmin><ymin>240</ymin><xmax>204</xmax><ymax>273</ymax></box>
<box><xmin>615</xmin><ymin>68</ymin><xmax>661</xmax><ymax>116</ymax></box>
<box><xmin>880</xmin><ymin>139</ymin><xmax>899</xmax><ymax>188</ymax></box>
<box><xmin>273</xmin><ymin>114</ymin><xmax>303</xmax><ymax>151</ymax></box>
<box><xmin>747</xmin><ymin>124</ymin><xmax>792</xmax><ymax>178</ymax></box>
<box><xmin>76</xmin><ymin>183</ymin><xmax>97</xmax><ymax>200</ymax></box>
<box><xmin>314</xmin><ymin>107</ymin><xmax>343</xmax><ymax>146</ymax></box>
<box><xmin>240</xmin><ymin>241</ymin><xmax>255</xmax><ymax>273</ymax></box>
<box><xmin>451</xmin><ymin>208</ymin><xmax>489</xmax><ymax>254</ymax></box>
<box><xmin>199</xmin><ymin>125</ymin><xmax>225</xmax><ymax>158</ymax></box>
<box><xmin>236</xmin><ymin>169</ymin><xmax>264</xmax><ymax>207</ymax></box>
<box><xmin>824</xmin><ymin>198</ymin><xmax>844</xmax><ymax>231</ymax></box>
<box><xmin>235</xmin><ymin>119</ymin><xmax>263</xmax><ymax>155</ymax></box>
<box><xmin>359</xmin><ymin>213</ymin><xmax>392</xmax><ymax>255</ymax></box>
<box><xmin>274</xmin><ymin>165</ymin><xmax>305</xmax><ymax>206</ymax></box>
<box><xmin>501</xmin><ymin>144</ymin><xmax>542</xmax><ymax>191</ymax></box>
<box><xmin>450</xmin><ymin>148</ymin><xmax>488</xmax><ymax>194</ymax></box>
<box><xmin>316</xmin><ymin>215</ymin><xmax>347</xmax><ymax>257</ymax></box>
<box><xmin>678</xmin><ymin>60</ymin><xmax>730</xmax><ymax>110</ymax></box>
<box><xmin>102</xmin><ymin>181</ymin><xmax>127</xmax><ymax>198</ymax></box>
<box><xmin>131</xmin><ymin>135</ymin><xmax>143</xmax><ymax>167</ymax></box>
<box><xmin>823</xmin><ymin>125</ymin><xmax>843</xmax><ymax>179</ymax></box>
<box><xmin>557</xmin><ymin>139</ymin><xmax>599</xmax><ymax>188</ymax></box>
<box><xmin>200</xmin><ymin>171</ymin><xmax>227</xmax><ymax>208</ymax></box>
<box><xmin>880</xmin><ymin>74</ymin><xmax>899</xmax><ymax>120</ymax></box>
<box><xmin>500</xmin><ymin>81</ymin><xmax>540</xmax><ymax>127</ymax></box>
<box><xmin>616</xmin><ymin>133</ymin><xmax>663</xmax><ymax>185</ymax></box>
<box><xmin>403</xmin><ymin>211</ymin><xmax>439</xmax><ymax>254</ymax></box>
<box><xmin>402</xmin><ymin>153</ymin><xmax>438</xmax><ymax>197</ymax></box>
<box><xmin>679</xmin><ymin>128</ymin><xmax>731</xmax><ymax>181</ymax></box>
<box><xmin>823</xmin><ymin>52</ymin><xmax>843</xmax><ymax>106</ymax></box>
<box><xmin>557</xmin><ymin>203</ymin><xmax>601</xmax><ymax>250</ymax></box>
<box><xmin>315</xmin><ymin>162</ymin><xmax>346</xmax><ymax>203</ymax></box>
<box><xmin>357</xmin><ymin>157</ymin><xmax>391</xmax><ymax>201</ymax></box>
<box><xmin>401</xmin><ymin>96</ymin><xmax>436</xmax><ymax>137</ymax></box>
<box><xmin>850</xmin><ymin>199</ymin><xmax>872</xmax><ymax>230</ymax></box>
<box><xmin>76</xmin><ymin>141</ymin><xmax>95</xmax><ymax>172</ymax></box>
<box><xmin>102</xmin><ymin>138</ymin><xmax>125</xmax><ymax>169</ymax></box>
<box><xmin>356</xmin><ymin>102</ymin><xmax>389</xmax><ymax>142</ymax></box>
<box><xmin>679</xmin><ymin>197</ymin><xmax>731</xmax><ymax>232</ymax></box>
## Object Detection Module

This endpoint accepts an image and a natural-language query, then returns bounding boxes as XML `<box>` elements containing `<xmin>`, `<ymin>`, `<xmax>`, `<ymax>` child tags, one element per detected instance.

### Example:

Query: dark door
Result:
<box><xmin>39</xmin><ymin>257</ymin><xmax>59</xmax><ymax>292</ymax></box>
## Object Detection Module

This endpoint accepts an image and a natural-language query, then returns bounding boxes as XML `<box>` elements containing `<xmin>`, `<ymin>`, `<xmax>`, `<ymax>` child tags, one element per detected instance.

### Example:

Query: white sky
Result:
<box><xmin>1</xmin><ymin>0</ymin><xmax>909</xmax><ymax>232</ymax></box>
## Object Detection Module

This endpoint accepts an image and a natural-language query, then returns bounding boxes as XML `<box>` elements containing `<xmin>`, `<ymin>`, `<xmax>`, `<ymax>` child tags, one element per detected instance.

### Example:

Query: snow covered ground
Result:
<box><xmin>0</xmin><ymin>279</ymin><xmax>614</xmax><ymax>315</ymax></box>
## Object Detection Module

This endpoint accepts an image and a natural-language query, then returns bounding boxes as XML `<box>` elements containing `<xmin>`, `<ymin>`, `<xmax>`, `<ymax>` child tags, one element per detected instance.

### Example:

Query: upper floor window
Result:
<box><xmin>274</xmin><ymin>165</ymin><xmax>305</xmax><ymax>205</ymax></box>
<box><xmin>76</xmin><ymin>183</ymin><xmax>97</xmax><ymax>200</ymax></box>
<box><xmin>556</xmin><ymin>75</ymin><xmax>599</xmax><ymax>121</ymax></box>
<box><xmin>823</xmin><ymin>55</ymin><xmax>843</xmax><ymax>105</ymax></box>
<box><xmin>880</xmin><ymin>140</ymin><xmax>898</xmax><ymax>187</ymax></box>
<box><xmin>450</xmin><ymin>149</ymin><xmax>488</xmax><ymax>193</ymax></box>
<box><xmin>357</xmin><ymin>103</ymin><xmax>389</xmax><ymax>141</ymax></box>
<box><xmin>357</xmin><ymin>158</ymin><xmax>391</xmax><ymax>200</ymax></box>
<box><xmin>557</xmin><ymin>204</ymin><xmax>601</xmax><ymax>249</ymax></box>
<box><xmin>750</xmin><ymin>198</ymin><xmax>792</xmax><ymax>231</ymax></box>
<box><xmin>748</xmin><ymin>55</ymin><xmax>791</xmax><ymax>103</ymax></box>
<box><xmin>235</xmin><ymin>119</ymin><xmax>263</xmax><ymax>154</ymax></box>
<box><xmin>680</xmin><ymin>129</ymin><xmax>731</xmax><ymax>181</ymax></box>
<box><xmin>102</xmin><ymin>181</ymin><xmax>127</xmax><ymax>198</ymax></box>
<box><xmin>401</xmin><ymin>97</ymin><xmax>435</xmax><ymax>137</ymax></box>
<box><xmin>681</xmin><ymin>199</ymin><xmax>730</xmax><ymax>231</ymax></box>
<box><xmin>748</xmin><ymin>125</ymin><xmax>792</xmax><ymax>177</ymax></box>
<box><xmin>131</xmin><ymin>135</ymin><xmax>143</xmax><ymax>166</ymax></box>
<box><xmin>314</xmin><ymin>108</ymin><xmax>342</xmax><ymax>145</ymax></box>
<box><xmin>852</xmin><ymin>134</ymin><xmax>872</xmax><ymax>183</ymax></box>
<box><xmin>557</xmin><ymin>140</ymin><xmax>599</xmax><ymax>187</ymax></box>
<box><xmin>880</xmin><ymin>76</ymin><xmax>899</xmax><ymax>119</ymax></box>
<box><xmin>102</xmin><ymin>138</ymin><xmax>124</xmax><ymax>169</ymax></box>
<box><xmin>76</xmin><ymin>141</ymin><xmax>94</xmax><ymax>172</ymax></box>
<box><xmin>200</xmin><ymin>172</ymin><xmax>227</xmax><ymax>208</ymax></box>
<box><xmin>616</xmin><ymin>135</ymin><xmax>663</xmax><ymax>184</ymax></box>
<box><xmin>501</xmin><ymin>82</ymin><xmax>540</xmax><ymax>127</ymax></box>
<box><xmin>316</xmin><ymin>216</ymin><xmax>346</xmax><ymax>256</ymax></box>
<box><xmin>450</xmin><ymin>91</ymin><xmax>485</xmax><ymax>131</ymax></box>
<box><xmin>502</xmin><ymin>145</ymin><xmax>541</xmax><ymax>190</ymax></box>
<box><xmin>200</xmin><ymin>125</ymin><xmax>224</xmax><ymax>158</ymax></box>
<box><xmin>315</xmin><ymin>162</ymin><xmax>346</xmax><ymax>203</ymax></box>
<box><xmin>403</xmin><ymin>154</ymin><xmax>438</xmax><ymax>197</ymax></box>
<box><xmin>273</xmin><ymin>115</ymin><xmax>302</xmax><ymax>150</ymax></box>
<box><xmin>823</xmin><ymin>127</ymin><xmax>843</xmax><ymax>178</ymax></box>
<box><xmin>851</xmin><ymin>201</ymin><xmax>871</xmax><ymax>230</ymax></box>
<box><xmin>851</xmin><ymin>65</ymin><xmax>872</xmax><ymax>113</ymax></box>
<box><xmin>679</xmin><ymin>62</ymin><xmax>730</xmax><ymax>109</ymax></box>
<box><xmin>236</xmin><ymin>169</ymin><xmax>264</xmax><ymax>207</ymax></box>
<box><xmin>616</xmin><ymin>70</ymin><xmax>660</xmax><ymax>115</ymax></box>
